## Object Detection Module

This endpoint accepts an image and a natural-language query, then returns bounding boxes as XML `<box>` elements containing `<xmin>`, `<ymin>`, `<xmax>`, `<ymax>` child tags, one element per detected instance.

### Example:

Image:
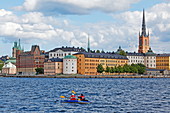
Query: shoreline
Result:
<box><xmin>0</xmin><ymin>74</ymin><xmax>170</xmax><ymax>78</ymax></box>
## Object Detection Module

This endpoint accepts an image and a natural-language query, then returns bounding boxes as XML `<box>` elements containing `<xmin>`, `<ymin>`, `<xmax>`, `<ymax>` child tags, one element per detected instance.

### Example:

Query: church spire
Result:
<box><xmin>87</xmin><ymin>35</ymin><xmax>90</xmax><ymax>52</ymax></box>
<box><xmin>141</xmin><ymin>9</ymin><xmax>147</xmax><ymax>37</ymax></box>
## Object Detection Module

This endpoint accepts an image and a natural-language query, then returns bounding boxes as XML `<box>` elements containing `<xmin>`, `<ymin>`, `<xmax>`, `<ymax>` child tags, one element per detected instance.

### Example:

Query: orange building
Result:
<box><xmin>156</xmin><ymin>54</ymin><xmax>170</xmax><ymax>70</ymax></box>
<box><xmin>73</xmin><ymin>52</ymin><xmax>128</xmax><ymax>75</ymax></box>
<box><xmin>44</xmin><ymin>58</ymin><xmax>63</xmax><ymax>75</ymax></box>
<box><xmin>138</xmin><ymin>9</ymin><xmax>150</xmax><ymax>53</ymax></box>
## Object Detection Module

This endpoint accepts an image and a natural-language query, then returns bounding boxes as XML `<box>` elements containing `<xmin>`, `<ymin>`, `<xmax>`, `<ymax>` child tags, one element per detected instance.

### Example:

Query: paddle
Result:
<box><xmin>72</xmin><ymin>90</ymin><xmax>76</xmax><ymax>94</ymax></box>
<box><xmin>60</xmin><ymin>96</ymin><xmax>70</xmax><ymax>98</ymax></box>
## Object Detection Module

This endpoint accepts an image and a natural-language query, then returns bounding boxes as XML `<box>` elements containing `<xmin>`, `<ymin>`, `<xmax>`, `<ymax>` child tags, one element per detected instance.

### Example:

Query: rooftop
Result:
<box><xmin>64</xmin><ymin>55</ymin><xmax>77</xmax><ymax>59</ymax></box>
<box><xmin>49</xmin><ymin>46</ymin><xmax>86</xmax><ymax>52</ymax></box>
<box><xmin>74</xmin><ymin>52</ymin><xmax>128</xmax><ymax>59</ymax></box>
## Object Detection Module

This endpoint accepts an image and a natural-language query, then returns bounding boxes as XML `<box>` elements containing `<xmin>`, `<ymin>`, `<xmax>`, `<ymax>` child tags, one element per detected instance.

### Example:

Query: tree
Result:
<box><xmin>123</xmin><ymin>64</ymin><xmax>131</xmax><ymax>73</ymax></box>
<box><xmin>119</xmin><ymin>50</ymin><xmax>127</xmax><ymax>56</ymax></box>
<box><xmin>96</xmin><ymin>64</ymin><xmax>104</xmax><ymax>73</ymax></box>
<box><xmin>105</xmin><ymin>66</ymin><xmax>111</xmax><ymax>73</ymax></box>
<box><xmin>96</xmin><ymin>50</ymin><xmax>100</xmax><ymax>53</ymax></box>
<box><xmin>0</xmin><ymin>60</ymin><xmax>4</xmax><ymax>70</ymax></box>
<box><xmin>35</xmin><ymin>68</ymin><xmax>44</xmax><ymax>74</ymax></box>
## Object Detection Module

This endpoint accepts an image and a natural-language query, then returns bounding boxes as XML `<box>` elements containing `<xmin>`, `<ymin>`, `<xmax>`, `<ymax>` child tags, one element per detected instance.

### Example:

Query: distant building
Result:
<box><xmin>44</xmin><ymin>58</ymin><xmax>63</xmax><ymax>75</ymax></box>
<box><xmin>73</xmin><ymin>52</ymin><xmax>128</xmax><ymax>75</ymax></box>
<box><xmin>138</xmin><ymin>9</ymin><xmax>150</xmax><ymax>53</ymax></box>
<box><xmin>2</xmin><ymin>62</ymin><xmax>16</xmax><ymax>74</ymax></box>
<box><xmin>63</xmin><ymin>55</ymin><xmax>77</xmax><ymax>74</ymax></box>
<box><xmin>156</xmin><ymin>54</ymin><xmax>170</xmax><ymax>70</ymax></box>
<box><xmin>144</xmin><ymin>48</ymin><xmax>156</xmax><ymax>69</ymax></box>
<box><xmin>127</xmin><ymin>52</ymin><xmax>144</xmax><ymax>65</ymax></box>
<box><xmin>5</xmin><ymin>57</ymin><xmax>16</xmax><ymax>65</ymax></box>
<box><xmin>48</xmin><ymin>46</ymin><xmax>86</xmax><ymax>59</ymax></box>
<box><xmin>16</xmin><ymin>45</ymin><xmax>45</xmax><ymax>75</ymax></box>
<box><xmin>12</xmin><ymin>39</ymin><xmax>23</xmax><ymax>58</ymax></box>
<box><xmin>146</xmin><ymin>69</ymin><xmax>169</xmax><ymax>76</ymax></box>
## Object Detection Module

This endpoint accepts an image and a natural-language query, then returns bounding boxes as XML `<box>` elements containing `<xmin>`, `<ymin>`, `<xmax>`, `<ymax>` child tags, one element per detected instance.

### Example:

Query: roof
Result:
<box><xmin>127</xmin><ymin>52</ymin><xmax>144</xmax><ymax>56</ymax></box>
<box><xmin>2</xmin><ymin>62</ymin><xmax>16</xmax><ymax>68</ymax></box>
<box><xmin>45</xmin><ymin>58</ymin><xmax>63</xmax><ymax>62</ymax></box>
<box><xmin>74</xmin><ymin>52</ymin><xmax>128</xmax><ymax>59</ymax></box>
<box><xmin>5</xmin><ymin>59</ymin><xmax>16</xmax><ymax>64</ymax></box>
<box><xmin>157</xmin><ymin>54</ymin><xmax>170</xmax><ymax>57</ymax></box>
<box><xmin>49</xmin><ymin>46</ymin><xmax>86</xmax><ymax>52</ymax></box>
<box><xmin>146</xmin><ymin>69</ymin><xmax>166</xmax><ymax>71</ymax></box>
<box><xmin>145</xmin><ymin>48</ymin><xmax>156</xmax><ymax>56</ymax></box>
<box><xmin>64</xmin><ymin>55</ymin><xmax>77</xmax><ymax>59</ymax></box>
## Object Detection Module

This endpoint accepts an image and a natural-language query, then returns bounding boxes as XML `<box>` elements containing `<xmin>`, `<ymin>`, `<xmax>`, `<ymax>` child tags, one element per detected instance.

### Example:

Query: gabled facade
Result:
<box><xmin>16</xmin><ymin>45</ymin><xmax>45</xmax><ymax>75</ymax></box>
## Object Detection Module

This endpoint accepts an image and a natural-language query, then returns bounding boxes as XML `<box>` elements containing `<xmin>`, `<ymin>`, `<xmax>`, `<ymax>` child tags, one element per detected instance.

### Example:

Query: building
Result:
<box><xmin>48</xmin><ymin>46</ymin><xmax>86</xmax><ymax>59</ymax></box>
<box><xmin>63</xmin><ymin>55</ymin><xmax>77</xmax><ymax>74</ymax></box>
<box><xmin>144</xmin><ymin>48</ymin><xmax>156</xmax><ymax>69</ymax></box>
<box><xmin>73</xmin><ymin>52</ymin><xmax>128</xmax><ymax>75</ymax></box>
<box><xmin>146</xmin><ymin>69</ymin><xmax>169</xmax><ymax>76</ymax></box>
<box><xmin>138</xmin><ymin>9</ymin><xmax>150</xmax><ymax>53</ymax></box>
<box><xmin>2</xmin><ymin>62</ymin><xmax>16</xmax><ymax>74</ymax></box>
<box><xmin>156</xmin><ymin>54</ymin><xmax>170</xmax><ymax>70</ymax></box>
<box><xmin>127</xmin><ymin>52</ymin><xmax>144</xmax><ymax>65</ymax></box>
<box><xmin>12</xmin><ymin>39</ymin><xmax>23</xmax><ymax>58</ymax></box>
<box><xmin>44</xmin><ymin>58</ymin><xmax>63</xmax><ymax>75</ymax></box>
<box><xmin>16</xmin><ymin>45</ymin><xmax>45</xmax><ymax>75</ymax></box>
<box><xmin>5</xmin><ymin>57</ymin><xmax>16</xmax><ymax>65</ymax></box>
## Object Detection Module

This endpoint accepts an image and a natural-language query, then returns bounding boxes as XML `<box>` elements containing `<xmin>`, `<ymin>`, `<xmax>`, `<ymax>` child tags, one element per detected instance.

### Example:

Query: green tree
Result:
<box><xmin>35</xmin><ymin>68</ymin><xmax>44</xmax><ymax>74</ymax></box>
<box><xmin>119</xmin><ymin>50</ymin><xmax>127</xmax><ymax>56</ymax></box>
<box><xmin>105</xmin><ymin>66</ymin><xmax>111</xmax><ymax>73</ymax></box>
<box><xmin>123</xmin><ymin>64</ymin><xmax>131</xmax><ymax>73</ymax></box>
<box><xmin>96</xmin><ymin>50</ymin><xmax>100</xmax><ymax>53</ymax></box>
<box><xmin>96</xmin><ymin>64</ymin><xmax>104</xmax><ymax>73</ymax></box>
<box><xmin>0</xmin><ymin>60</ymin><xmax>4</xmax><ymax>70</ymax></box>
<box><xmin>117</xmin><ymin>66</ymin><xmax>124</xmax><ymax>73</ymax></box>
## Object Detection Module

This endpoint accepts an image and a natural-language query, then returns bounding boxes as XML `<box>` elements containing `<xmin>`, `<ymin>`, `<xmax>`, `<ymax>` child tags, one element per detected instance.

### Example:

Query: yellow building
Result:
<box><xmin>44</xmin><ymin>58</ymin><xmax>63</xmax><ymax>75</ymax></box>
<box><xmin>74</xmin><ymin>52</ymin><xmax>128</xmax><ymax>75</ymax></box>
<box><xmin>156</xmin><ymin>54</ymin><xmax>170</xmax><ymax>70</ymax></box>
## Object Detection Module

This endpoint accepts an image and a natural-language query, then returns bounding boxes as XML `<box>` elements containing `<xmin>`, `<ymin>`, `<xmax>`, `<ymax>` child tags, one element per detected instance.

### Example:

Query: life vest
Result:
<box><xmin>70</xmin><ymin>95</ymin><xmax>76</xmax><ymax>100</ymax></box>
<box><xmin>78</xmin><ymin>95</ymin><xmax>85</xmax><ymax>100</ymax></box>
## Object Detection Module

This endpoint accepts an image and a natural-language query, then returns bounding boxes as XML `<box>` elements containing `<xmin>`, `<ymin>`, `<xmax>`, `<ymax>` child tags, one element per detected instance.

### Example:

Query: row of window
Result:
<box><xmin>50</xmin><ymin>53</ymin><xmax>71</xmax><ymax>57</ymax></box>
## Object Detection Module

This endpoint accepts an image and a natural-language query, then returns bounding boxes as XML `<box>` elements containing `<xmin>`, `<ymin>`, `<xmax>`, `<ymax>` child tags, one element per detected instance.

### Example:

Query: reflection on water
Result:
<box><xmin>0</xmin><ymin>78</ymin><xmax>170</xmax><ymax>112</ymax></box>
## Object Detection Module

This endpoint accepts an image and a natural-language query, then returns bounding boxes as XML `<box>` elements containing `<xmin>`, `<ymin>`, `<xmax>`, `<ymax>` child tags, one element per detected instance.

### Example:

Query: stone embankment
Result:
<box><xmin>0</xmin><ymin>74</ymin><xmax>170</xmax><ymax>78</ymax></box>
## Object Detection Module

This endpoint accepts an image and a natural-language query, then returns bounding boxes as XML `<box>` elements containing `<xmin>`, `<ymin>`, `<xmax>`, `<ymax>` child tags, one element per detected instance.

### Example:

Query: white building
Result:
<box><xmin>48</xmin><ymin>46</ymin><xmax>86</xmax><ymax>59</ymax></box>
<box><xmin>126</xmin><ymin>48</ymin><xmax>156</xmax><ymax>69</ymax></box>
<box><xmin>2</xmin><ymin>62</ymin><xmax>16</xmax><ymax>74</ymax></box>
<box><xmin>63</xmin><ymin>55</ymin><xmax>77</xmax><ymax>74</ymax></box>
<box><xmin>127</xmin><ymin>53</ymin><xmax>144</xmax><ymax>65</ymax></box>
<box><xmin>144</xmin><ymin>48</ymin><xmax>156</xmax><ymax>69</ymax></box>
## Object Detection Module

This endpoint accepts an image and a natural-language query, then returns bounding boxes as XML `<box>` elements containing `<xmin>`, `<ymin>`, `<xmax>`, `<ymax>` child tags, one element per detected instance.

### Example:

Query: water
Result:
<box><xmin>0</xmin><ymin>77</ymin><xmax>170</xmax><ymax>113</ymax></box>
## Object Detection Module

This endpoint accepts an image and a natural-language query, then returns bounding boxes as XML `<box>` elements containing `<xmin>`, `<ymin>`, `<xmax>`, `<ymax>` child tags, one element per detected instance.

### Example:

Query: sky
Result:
<box><xmin>0</xmin><ymin>0</ymin><xmax>170</xmax><ymax>56</ymax></box>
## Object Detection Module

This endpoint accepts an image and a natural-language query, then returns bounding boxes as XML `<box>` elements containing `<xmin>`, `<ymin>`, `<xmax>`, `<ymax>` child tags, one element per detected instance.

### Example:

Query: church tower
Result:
<box><xmin>138</xmin><ymin>9</ymin><xmax>150</xmax><ymax>53</ymax></box>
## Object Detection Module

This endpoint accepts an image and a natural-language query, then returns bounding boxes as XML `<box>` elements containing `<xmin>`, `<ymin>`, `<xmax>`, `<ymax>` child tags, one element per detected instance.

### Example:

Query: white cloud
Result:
<box><xmin>1</xmin><ymin>2</ymin><xmax>170</xmax><ymax>55</ymax></box>
<box><xmin>14</xmin><ymin>0</ymin><xmax>140</xmax><ymax>15</ymax></box>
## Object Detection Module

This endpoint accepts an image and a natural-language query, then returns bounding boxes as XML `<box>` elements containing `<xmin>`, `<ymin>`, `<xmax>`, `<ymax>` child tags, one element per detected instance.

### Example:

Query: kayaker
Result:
<box><xmin>78</xmin><ymin>94</ymin><xmax>86</xmax><ymax>101</ymax></box>
<box><xmin>70</xmin><ymin>94</ymin><xmax>76</xmax><ymax>100</ymax></box>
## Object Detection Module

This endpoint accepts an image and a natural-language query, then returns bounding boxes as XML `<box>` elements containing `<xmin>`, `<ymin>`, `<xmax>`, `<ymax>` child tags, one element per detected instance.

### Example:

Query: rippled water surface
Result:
<box><xmin>0</xmin><ymin>77</ymin><xmax>170</xmax><ymax>112</ymax></box>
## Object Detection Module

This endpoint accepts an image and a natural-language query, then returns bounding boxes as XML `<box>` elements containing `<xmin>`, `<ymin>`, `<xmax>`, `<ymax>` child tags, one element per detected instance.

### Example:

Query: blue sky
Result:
<box><xmin>0</xmin><ymin>0</ymin><xmax>170</xmax><ymax>56</ymax></box>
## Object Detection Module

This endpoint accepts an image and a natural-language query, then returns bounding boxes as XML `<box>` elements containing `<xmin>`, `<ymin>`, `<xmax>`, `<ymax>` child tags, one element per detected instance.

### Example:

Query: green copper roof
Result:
<box><xmin>64</xmin><ymin>55</ymin><xmax>77</xmax><ymax>59</ymax></box>
<box><xmin>145</xmin><ymin>48</ymin><xmax>155</xmax><ymax>55</ymax></box>
<box><xmin>5</xmin><ymin>58</ymin><xmax>16</xmax><ymax>63</ymax></box>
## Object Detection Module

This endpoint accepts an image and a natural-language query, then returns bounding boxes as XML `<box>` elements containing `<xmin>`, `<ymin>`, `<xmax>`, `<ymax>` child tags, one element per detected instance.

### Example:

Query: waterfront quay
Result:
<box><xmin>1</xmin><ymin>74</ymin><xmax>170</xmax><ymax>78</ymax></box>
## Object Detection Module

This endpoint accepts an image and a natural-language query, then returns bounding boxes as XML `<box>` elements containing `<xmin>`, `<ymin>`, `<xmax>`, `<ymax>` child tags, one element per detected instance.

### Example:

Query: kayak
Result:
<box><xmin>61</xmin><ymin>100</ymin><xmax>91</xmax><ymax>104</ymax></box>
